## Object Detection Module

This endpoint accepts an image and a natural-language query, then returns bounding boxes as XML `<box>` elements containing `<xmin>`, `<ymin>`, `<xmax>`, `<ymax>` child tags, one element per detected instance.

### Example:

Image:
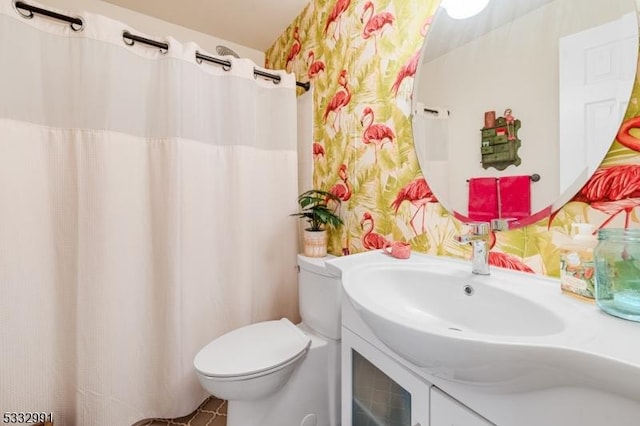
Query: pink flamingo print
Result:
<box><xmin>360</xmin><ymin>106</ymin><xmax>395</xmax><ymax>163</ymax></box>
<box><xmin>571</xmin><ymin>165</ymin><xmax>640</xmax><ymax>229</ymax></box>
<box><xmin>323</xmin><ymin>69</ymin><xmax>352</xmax><ymax>132</ymax></box>
<box><xmin>490</xmin><ymin>251</ymin><xmax>535</xmax><ymax>273</ymax></box>
<box><xmin>390</xmin><ymin>177</ymin><xmax>438</xmax><ymax>235</ymax></box>
<box><xmin>360</xmin><ymin>1</ymin><xmax>394</xmax><ymax>54</ymax></box>
<box><xmin>327</xmin><ymin>164</ymin><xmax>352</xmax><ymax>215</ymax></box>
<box><xmin>313</xmin><ymin>142</ymin><xmax>325</xmax><ymax>159</ymax></box>
<box><xmin>307</xmin><ymin>50</ymin><xmax>326</xmax><ymax>79</ymax></box>
<box><xmin>285</xmin><ymin>27</ymin><xmax>301</xmax><ymax>71</ymax></box>
<box><xmin>324</xmin><ymin>0</ymin><xmax>351</xmax><ymax>41</ymax></box>
<box><xmin>329</xmin><ymin>164</ymin><xmax>352</xmax><ymax>201</ymax></box>
<box><xmin>422</xmin><ymin>15</ymin><xmax>434</xmax><ymax>33</ymax></box>
<box><xmin>391</xmin><ymin>49</ymin><xmax>420</xmax><ymax>96</ymax></box>
<box><xmin>390</xmin><ymin>16</ymin><xmax>431</xmax><ymax>95</ymax></box>
<box><xmin>360</xmin><ymin>212</ymin><xmax>390</xmax><ymax>250</ymax></box>
<box><xmin>617</xmin><ymin>116</ymin><xmax>640</xmax><ymax>152</ymax></box>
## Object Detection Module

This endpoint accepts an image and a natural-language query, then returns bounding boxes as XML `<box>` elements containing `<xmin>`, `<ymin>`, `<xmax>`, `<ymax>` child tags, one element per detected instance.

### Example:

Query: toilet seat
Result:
<box><xmin>194</xmin><ymin>318</ymin><xmax>310</xmax><ymax>379</ymax></box>
<box><xmin>201</xmin><ymin>349</ymin><xmax>308</xmax><ymax>382</ymax></box>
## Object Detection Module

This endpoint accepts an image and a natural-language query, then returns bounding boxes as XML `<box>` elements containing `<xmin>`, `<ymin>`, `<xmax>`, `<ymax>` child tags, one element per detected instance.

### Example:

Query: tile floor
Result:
<box><xmin>132</xmin><ymin>397</ymin><xmax>227</xmax><ymax>426</ymax></box>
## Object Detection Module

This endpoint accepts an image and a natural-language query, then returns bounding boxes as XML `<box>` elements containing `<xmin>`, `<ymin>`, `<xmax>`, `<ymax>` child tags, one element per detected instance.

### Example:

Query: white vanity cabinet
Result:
<box><xmin>430</xmin><ymin>387</ymin><xmax>494</xmax><ymax>426</ymax></box>
<box><xmin>342</xmin><ymin>327</ymin><xmax>495</xmax><ymax>426</ymax></box>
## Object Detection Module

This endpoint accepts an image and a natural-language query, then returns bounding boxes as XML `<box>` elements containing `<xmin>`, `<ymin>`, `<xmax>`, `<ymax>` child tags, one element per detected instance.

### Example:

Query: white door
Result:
<box><xmin>558</xmin><ymin>11</ymin><xmax>638</xmax><ymax>196</ymax></box>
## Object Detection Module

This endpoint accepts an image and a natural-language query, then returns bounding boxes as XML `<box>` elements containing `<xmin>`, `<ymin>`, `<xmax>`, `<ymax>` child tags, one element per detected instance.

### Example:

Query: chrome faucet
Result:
<box><xmin>455</xmin><ymin>222</ymin><xmax>491</xmax><ymax>275</ymax></box>
<box><xmin>454</xmin><ymin>219</ymin><xmax>510</xmax><ymax>275</ymax></box>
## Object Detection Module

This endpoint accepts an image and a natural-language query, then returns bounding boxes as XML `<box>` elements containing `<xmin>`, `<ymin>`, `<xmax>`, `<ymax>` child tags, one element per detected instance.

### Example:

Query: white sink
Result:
<box><xmin>349</xmin><ymin>264</ymin><xmax>564</xmax><ymax>337</ymax></box>
<box><xmin>328</xmin><ymin>251</ymin><xmax>640</xmax><ymax>398</ymax></box>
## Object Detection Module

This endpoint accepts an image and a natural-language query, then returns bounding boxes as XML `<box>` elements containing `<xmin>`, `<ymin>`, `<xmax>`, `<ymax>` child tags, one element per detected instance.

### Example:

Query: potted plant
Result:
<box><xmin>291</xmin><ymin>189</ymin><xmax>343</xmax><ymax>257</ymax></box>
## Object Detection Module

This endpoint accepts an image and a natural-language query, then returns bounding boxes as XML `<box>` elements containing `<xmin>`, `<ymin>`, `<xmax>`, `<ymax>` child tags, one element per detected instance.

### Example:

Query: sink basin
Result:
<box><xmin>351</xmin><ymin>265</ymin><xmax>564</xmax><ymax>337</ymax></box>
<box><xmin>328</xmin><ymin>251</ymin><xmax>640</xmax><ymax>398</ymax></box>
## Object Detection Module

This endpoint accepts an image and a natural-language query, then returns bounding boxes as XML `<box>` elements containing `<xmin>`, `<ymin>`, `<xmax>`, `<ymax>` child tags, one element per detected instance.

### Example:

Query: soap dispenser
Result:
<box><xmin>559</xmin><ymin>223</ymin><xmax>597</xmax><ymax>300</ymax></box>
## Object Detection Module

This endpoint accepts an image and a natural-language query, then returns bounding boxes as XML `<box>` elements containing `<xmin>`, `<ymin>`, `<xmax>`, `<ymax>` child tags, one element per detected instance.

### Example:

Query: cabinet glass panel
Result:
<box><xmin>352</xmin><ymin>350</ymin><xmax>412</xmax><ymax>426</ymax></box>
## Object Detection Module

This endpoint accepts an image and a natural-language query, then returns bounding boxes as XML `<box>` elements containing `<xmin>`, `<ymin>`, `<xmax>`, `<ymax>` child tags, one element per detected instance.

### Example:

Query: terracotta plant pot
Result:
<box><xmin>303</xmin><ymin>229</ymin><xmax>328</xmax><ymax>257</ymax></box>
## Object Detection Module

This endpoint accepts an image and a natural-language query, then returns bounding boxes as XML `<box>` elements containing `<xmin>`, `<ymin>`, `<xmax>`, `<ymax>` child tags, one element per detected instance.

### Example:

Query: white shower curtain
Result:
<box><xmin>0</xmin><ymin>1</ymin><xmax>299</xmax><ymax>425</ymax></box>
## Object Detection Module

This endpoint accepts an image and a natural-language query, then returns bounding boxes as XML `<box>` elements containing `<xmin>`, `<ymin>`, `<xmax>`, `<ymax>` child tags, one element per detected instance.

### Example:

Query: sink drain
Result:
<box><xmin>463</xmin><ymin>284</ymin><xmax>474</xmax><ymax>296</ymax></box>
<box><xmin>448</xmin><ymin>327</ymin><xmax>463</xmax><ymax>332</ymax></box>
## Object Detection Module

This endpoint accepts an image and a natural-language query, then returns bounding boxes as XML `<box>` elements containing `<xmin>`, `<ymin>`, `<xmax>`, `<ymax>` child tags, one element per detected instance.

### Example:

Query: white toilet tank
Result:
<box><xmin>297</xmin><ymin>254</ymin><xmax>342</xmax><ymax>340</ymax></box>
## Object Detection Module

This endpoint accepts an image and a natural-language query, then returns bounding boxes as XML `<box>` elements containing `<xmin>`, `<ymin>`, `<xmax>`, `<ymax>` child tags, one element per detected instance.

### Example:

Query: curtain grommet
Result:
<box><xmin>122</xmin><ymin>30</ymin><xmax>135</xmax><ymax>46</ymax></box>
<box><xmin>70</xmin><ymin>16</ymin><xmax>84</xmax><ymax>32</ymax></box>
<box><xmin>13</xmin><ymin>0</ymin><xmax>34</xmax><ymax>19</ymax></box>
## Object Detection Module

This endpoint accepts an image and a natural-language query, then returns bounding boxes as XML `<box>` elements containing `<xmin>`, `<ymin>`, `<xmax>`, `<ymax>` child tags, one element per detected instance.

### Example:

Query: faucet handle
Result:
<box><xmin>490</xmin><ymin>218</ymin><xmax>515</xmax><ymax>231</ymax></box>
<box><xmin>468</xmin><ymin>222</ymin><xmax>490</xmax><ymax>235</ymax></box>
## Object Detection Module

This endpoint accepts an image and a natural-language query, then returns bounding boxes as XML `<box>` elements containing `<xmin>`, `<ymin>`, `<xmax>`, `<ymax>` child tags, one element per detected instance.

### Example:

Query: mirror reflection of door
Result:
<box><xmin>411</xmin><ymin>0</ymin><xmax>639</xmax><ymax>228</ymax></box>
<box><xmin>559</xmin><ymin>11</ymin><xmax>638</xmax><ymax>199</ymax></box>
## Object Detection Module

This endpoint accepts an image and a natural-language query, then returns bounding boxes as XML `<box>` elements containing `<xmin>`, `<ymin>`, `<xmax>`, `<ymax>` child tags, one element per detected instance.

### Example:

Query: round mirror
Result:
<box><xmin>412</xmin><ymin>0</ymin><xmax>639</xmax><ymax>229</ymax></box>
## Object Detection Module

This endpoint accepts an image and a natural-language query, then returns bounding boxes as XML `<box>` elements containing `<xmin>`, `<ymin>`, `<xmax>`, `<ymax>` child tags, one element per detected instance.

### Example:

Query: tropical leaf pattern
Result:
<box><xmin>266</xmin><ymin>0</ymin><xmax>640</xmax><ymax>278</ymax></box>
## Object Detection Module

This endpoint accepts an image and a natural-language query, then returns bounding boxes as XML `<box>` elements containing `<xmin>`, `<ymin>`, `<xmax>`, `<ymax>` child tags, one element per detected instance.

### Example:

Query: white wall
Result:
<box><xmin>35</xmin><ymin>0</ymin><xmax>265</xmax><ymax>64</ymax></box>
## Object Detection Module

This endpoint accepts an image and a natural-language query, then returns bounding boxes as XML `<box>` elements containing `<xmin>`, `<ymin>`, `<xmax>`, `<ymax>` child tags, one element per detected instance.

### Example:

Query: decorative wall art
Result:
<box><xmin>481</xmin><ymin>108</ymin><xmax>522</xmax><ymax>170</ymax></box>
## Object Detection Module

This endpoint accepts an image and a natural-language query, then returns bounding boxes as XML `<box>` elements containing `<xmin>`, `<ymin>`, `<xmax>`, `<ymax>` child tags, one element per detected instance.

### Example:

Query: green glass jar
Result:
<box><xmin>594</xmin><ymin>228</ymin><xmax>640</xmax><ymax>322</ymax></box>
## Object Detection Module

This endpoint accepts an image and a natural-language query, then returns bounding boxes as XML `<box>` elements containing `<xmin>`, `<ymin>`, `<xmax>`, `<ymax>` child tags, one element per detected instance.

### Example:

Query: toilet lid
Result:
<box><xmin>194</xmin><ymin>318</ymin><xmax>311</xmax><ymax>378</ymax></box>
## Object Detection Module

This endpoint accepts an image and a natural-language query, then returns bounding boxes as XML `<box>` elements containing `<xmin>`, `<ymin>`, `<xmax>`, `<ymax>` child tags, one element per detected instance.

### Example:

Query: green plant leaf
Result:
<box><xmin>292</xmin><ymin>189</ymin><xmax>344</xmax><ymax>231</ymax></box>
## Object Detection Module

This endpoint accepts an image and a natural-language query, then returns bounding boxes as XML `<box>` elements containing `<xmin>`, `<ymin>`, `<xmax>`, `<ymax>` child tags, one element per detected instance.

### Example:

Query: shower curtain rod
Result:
<box><xmin>14</xmin><ymin>1</ymin><xmax>311</xmax><ymax>92</ymax></box>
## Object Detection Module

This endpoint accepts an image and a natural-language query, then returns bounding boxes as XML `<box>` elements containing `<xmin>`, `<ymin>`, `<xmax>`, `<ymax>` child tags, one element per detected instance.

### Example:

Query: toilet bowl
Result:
<box><xmin>194</xmin><ymin>255</ymin><xmax>342</xmax><ymax>426</ymax></box>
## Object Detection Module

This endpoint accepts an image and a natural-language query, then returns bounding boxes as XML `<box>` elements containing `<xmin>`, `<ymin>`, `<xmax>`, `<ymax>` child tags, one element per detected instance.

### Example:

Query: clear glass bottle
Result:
<box><xmin>594</xmin><ymin>228</ymin><xmax>640</xmax><ymax>322</ymax></box>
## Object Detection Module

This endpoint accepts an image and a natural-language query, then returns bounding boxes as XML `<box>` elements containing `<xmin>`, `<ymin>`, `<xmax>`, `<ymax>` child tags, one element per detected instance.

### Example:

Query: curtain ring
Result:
<box><xmin>13</xmin><ymin>1</ymin><xmax>34</xmax><ymax>19</ymax></box>
<box><xmin>195</xmin><ymin>50</ymin><xmax>203</xmax><ymax>64</ymax></box>
<box><xmin>159</xmin><ymin>42</ymin><xmax>169</xmax><ymax>55</ymax></box>
<box><xmin>255</xmin><ymin>74</ymin><xmax>280</xmax><ymax>85</ymax></box>
<box><xmin>70</xmin><ymin>16</ymin><xmax>84</xmax><ymax>32</ymax></box>
<box><xmin>222</xmin><ymin>61</ymin><xmax>231</xmax><ymax>72</ymax></box>
<box><xmin>122</xmin><ymin>30</ymin><xmax>134</xmax><ymax>46</ymax></box>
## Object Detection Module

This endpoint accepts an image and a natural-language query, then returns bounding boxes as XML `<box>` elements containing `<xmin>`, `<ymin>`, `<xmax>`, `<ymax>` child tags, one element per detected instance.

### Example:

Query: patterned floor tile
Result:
<box><xmin>132</xmin><ymin>397</ymin><xmax>227</xmax><ymax>426</ymax></box>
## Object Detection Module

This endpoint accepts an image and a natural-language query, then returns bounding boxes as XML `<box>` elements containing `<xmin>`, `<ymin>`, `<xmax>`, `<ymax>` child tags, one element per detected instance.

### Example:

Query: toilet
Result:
<box><xmin>194</xmin><ymin>255</ymin><xmax>341</xmax><ymax>426</ymax></box>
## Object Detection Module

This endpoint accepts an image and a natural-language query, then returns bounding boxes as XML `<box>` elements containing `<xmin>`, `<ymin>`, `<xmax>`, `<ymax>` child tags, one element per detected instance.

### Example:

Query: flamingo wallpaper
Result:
<box><xmin>265</xmin><ymin>0</ymin><xmax>640</xmax><ymax>277</ymax></box>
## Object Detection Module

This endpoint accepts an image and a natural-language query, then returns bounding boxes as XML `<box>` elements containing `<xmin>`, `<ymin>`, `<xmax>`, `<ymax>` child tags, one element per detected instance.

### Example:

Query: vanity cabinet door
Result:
<box><xmin>342</xmin><ymin>328</ymin><xmax>429</xmax><ymax>426</ymax></box>
<box><xmin>430</xmin><ymin>387</ymin><xmax>494</xmax><ymax>426</ymax></box>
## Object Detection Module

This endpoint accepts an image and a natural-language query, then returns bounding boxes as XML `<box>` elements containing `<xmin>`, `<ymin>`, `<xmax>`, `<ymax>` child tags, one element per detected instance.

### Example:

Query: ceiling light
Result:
<box><xmin>441</xmin><ymin>0</ymin><xmax>490</xmax><ymax>19</ymax></box>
